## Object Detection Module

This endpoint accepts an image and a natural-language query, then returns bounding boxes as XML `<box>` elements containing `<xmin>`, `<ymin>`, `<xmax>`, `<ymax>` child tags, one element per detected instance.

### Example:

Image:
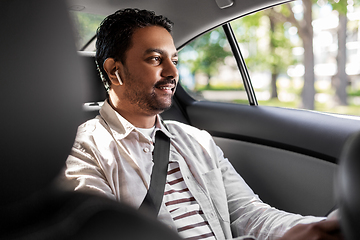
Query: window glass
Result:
<box><xmin>178</xmin><ymin>27</ymin><xmax>248</xmax><ymax>104</ymax></box>
<box><xmin>179</xmin><ymin>1</ymin><xmax>360</xmax><ymax>116</ymax></box>
<box><xmin>69</xmin><ymin>11</ymin><xmax>104</xmax><ymax>51</ymax></box>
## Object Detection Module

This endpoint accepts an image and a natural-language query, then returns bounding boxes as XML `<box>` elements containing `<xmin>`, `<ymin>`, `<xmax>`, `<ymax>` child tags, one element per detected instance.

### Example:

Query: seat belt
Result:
<box><xmin>139</xmin><ymin>130</ymin><xmax>170</xmax><ymax>216</ymax></box>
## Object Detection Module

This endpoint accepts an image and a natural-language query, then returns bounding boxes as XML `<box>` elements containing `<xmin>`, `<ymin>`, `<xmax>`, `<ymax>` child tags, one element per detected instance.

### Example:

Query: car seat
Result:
<box><xmin>0</xmin><ymin>0</ymin><xmax>182</xmax><ymax>239</ymax></box>
<box><xmin>337</xmin><ymin>131</ymin><xmax>360</xmax><ymax>240</ymax></box>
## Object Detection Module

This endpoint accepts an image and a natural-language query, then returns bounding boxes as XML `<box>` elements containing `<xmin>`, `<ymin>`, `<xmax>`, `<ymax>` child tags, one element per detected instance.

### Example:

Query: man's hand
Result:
<box><xmin>279</xmin><ymin>220</ymin><xmax>343</xmax><ymax>240</ymax></box>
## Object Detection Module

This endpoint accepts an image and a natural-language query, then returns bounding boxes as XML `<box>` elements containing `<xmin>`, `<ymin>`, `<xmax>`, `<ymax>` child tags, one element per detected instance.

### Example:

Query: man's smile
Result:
<box><xmin>159</xmin><ymin>86</ymin><xmax>172</xmax><ymax>90</ymax></box>
<box><xmin>154</xmin><ymin>79</ymin><xmax>177</xmax><ymax>94</ymax></box>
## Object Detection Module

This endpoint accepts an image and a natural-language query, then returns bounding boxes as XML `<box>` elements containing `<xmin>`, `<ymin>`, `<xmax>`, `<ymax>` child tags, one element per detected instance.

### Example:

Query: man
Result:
<box><xmin>65</xmin><ymin>9</ymin><xmax>342</xmax><ymax>240</ymax></box>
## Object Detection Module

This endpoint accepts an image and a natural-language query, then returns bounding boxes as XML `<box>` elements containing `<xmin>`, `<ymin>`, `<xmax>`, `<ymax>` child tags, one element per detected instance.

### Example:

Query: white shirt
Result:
<box><xmin>65</xmin><ymin>100</ymin><xmax>324</xmax><ymax>240</ymax></box>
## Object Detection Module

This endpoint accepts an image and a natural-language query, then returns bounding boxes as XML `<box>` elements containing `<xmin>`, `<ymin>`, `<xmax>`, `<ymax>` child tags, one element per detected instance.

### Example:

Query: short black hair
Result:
<box><xmin>95</xmin><ymin>8</ymin><xmax>173</xmax><ymax>90</ymax></box>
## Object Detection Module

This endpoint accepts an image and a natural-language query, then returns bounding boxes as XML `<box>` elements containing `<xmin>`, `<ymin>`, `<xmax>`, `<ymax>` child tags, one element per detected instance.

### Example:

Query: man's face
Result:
<box><xmin>118</xmin><ymin>26</ymin><xmax>179</xmax><ymax>115</ymax></box>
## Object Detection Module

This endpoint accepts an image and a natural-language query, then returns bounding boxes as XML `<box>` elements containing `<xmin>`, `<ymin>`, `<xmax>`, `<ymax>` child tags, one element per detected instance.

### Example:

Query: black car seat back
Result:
<box><xmin>0</xmin><ymin>1</ymin><xmax>182</xmax><ymax>239</ymax></box>
<box><xmin>338</xmin><ymin>131</ymin><xmax>360</xmax><ymax>240</ymax></box>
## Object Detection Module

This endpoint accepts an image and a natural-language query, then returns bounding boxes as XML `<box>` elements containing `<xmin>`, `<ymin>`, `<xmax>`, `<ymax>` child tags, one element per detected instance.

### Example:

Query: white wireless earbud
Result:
<box><xmin>115</xmin><ymin>70</ymin><xmax>123</xmax><ymax>85</ymax></box>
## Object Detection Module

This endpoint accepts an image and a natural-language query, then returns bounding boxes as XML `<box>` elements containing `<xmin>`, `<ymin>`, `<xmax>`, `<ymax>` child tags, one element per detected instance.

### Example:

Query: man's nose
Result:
<box><xmin>162</xmin><ymin>58</ymin><xmax>179</xmax><ymax>80</ymax></box>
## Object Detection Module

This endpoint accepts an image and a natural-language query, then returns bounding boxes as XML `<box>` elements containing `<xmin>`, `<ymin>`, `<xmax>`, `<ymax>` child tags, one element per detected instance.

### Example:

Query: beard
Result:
<box><xmin>122</xmin><ymin>67</ymin><xmax>176</xmax><ymax>114</ymax></box>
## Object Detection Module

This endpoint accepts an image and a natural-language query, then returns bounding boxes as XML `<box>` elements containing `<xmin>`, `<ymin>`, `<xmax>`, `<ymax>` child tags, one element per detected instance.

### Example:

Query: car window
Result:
<box><xmin>178</xmin><ymin>26</ymin><xmax>247</xmax><ymax>103</ymax></box>
<box><xmin>179</xmin><ymin>1</ymin><xmax>360</xmax><ymax>116</ymax></box>
<box><xmin>69</xmin><ymin>11</ymin><xmax>104</xmax><ymax>51</ymax></box>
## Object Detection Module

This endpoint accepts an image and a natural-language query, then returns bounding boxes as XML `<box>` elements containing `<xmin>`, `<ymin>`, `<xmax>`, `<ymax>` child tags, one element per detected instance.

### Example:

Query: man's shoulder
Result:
<box><xmin>77</xmin><ymin>116</ymin><xmax>104</xmax><ymax>133</ymax></box>
<box><xmin>163</xmin><ymin>120</ymin><xmax>219</xmax><ymax>159</ymax></box>
<box><xmin>164</xmin><ymin>120</ymin><xmax>198</xmax><ymax>132</ymax></box>
<box><xmin>163</xmin><ymin>120</ymin><xmax>212</xmax><ymax>140</ymax></box>
<box><xmin>74</xmin><ymin>115</ymin><xmax>112</xmax><ymax>142</ymax></box>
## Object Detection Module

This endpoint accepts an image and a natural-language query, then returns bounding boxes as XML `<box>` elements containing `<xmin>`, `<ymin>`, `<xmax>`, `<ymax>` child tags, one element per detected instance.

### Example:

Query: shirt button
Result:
<box><xmin>143</xmin><ymin>147</ymin><xmax>150</xmax><ymax>153</ymax></box>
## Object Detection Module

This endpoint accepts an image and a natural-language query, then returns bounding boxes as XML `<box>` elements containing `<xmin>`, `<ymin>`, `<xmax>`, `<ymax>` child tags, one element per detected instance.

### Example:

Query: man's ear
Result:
<box><xmin>103</xmin><ymin>58</ymin><xmax>122</xmax><ymax>86</ymax></box>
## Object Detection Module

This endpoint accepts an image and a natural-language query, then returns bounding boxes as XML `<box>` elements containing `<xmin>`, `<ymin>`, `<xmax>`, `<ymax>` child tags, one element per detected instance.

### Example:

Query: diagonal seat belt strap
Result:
<box><xmin>139</xmin><ymin>130</ymin><xmax>170</xmax><ymax>216</ymax></box>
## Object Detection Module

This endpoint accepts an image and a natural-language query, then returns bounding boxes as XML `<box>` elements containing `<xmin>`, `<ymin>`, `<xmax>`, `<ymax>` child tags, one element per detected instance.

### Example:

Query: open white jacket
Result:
<box><xmin>65</xmin><ymin>100</ymin><xmax>323</xmax><ymax>240</ymax></box>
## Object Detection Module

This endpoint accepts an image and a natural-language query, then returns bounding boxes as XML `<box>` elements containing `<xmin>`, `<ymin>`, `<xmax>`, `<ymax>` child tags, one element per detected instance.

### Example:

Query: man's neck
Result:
<box><xmin>108</xmin><ymin>98</ymin><xmax>158</xmax><ymax>128</ymax></box>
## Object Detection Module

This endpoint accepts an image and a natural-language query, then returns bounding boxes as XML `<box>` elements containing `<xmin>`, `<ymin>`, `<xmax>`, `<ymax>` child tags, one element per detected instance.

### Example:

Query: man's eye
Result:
<box><xmin>146</xmin><ymin>56</ymin><xmax>162</xmax><ymax>65</ymax></box>
<box><xmin>172</xmin><ymin>60</ymin><xmax>178</xmax><ymax>66</ymax></box>
<box><xmin>153</xmin><ymin>57</ymin><xmax>161</xmax><ymax>62</ymax></box>
<box><xmin>147</xmin><ymin>56</ymin><xmax>161</xmax><ymax>65</ymax></box>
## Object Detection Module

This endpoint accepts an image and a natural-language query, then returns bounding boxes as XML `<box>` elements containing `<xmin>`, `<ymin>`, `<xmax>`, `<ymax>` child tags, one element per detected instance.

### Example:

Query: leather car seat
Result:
<box><xmin>337</xmin><ymin>131</ymin><xmax>360</xmax><ymax>240</ymax></box>
<box><xmin>0</xmin><ymin>0</ymin><xmax>181</xmax><ymax>239</ymax></box>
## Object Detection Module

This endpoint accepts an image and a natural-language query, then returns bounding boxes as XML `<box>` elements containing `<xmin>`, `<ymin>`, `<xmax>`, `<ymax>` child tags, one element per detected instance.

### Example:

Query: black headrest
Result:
<box><xmin>0</xmin><ymin>0</ymin><xmax>87</xmax><ymax>205</ymax></box>
<box><xmin>338</xmin><ymin>131</ymin><xmax>360</xmax><ymax>240</ymax></box>
<box><xmin>78</xmin><ymin>52</ymin><xmax>107</xmax><ymax>103</ymax></box>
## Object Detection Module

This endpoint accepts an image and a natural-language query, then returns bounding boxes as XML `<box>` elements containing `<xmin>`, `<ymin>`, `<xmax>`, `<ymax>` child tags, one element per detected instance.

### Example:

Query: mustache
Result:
<box><xmin>154</xmin><ymin>78</ymin><xmax>177</xmax><ymax>88</ymax></box>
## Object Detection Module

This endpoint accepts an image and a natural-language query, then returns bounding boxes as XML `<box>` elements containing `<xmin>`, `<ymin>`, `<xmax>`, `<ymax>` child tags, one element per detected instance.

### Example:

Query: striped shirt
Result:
<box><xmin>137</xmin><ymin>127</ymin><xmax>216</xmax><ymax>239</ymax></box>
<box><xmin>163</xmin><ymin>161</ymin><xmax>216</xmax><ymax>240</ymax></box>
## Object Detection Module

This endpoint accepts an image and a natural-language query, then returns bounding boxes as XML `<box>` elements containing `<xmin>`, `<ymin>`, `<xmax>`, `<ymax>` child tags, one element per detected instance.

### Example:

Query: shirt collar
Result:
<box><xmin>153</xmin><ymin>115</ymin><xmax>174</xmax><ymax>140</ymax></box>
<box><xmin>99</xmin><ymin>100</ymin><xmax>174</xmax><ymax>140</ymax></box>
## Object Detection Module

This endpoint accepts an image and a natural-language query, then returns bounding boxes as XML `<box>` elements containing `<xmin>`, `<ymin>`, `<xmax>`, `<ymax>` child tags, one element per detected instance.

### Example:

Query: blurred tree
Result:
<box><xmin>180</xmin><ymin>0</ymin><xmax>360</xmax><ymax>109</ymax></box>
<box><xmin>327</xmin><ymin>0</ymin><xmax>359</xmax><ymax>106</ymax></box>
<box><xmin>264</xmin><ymin>0</ymin><xmax>316</xmax><ymax>110</ymax></box>
<box><xmin>69</xmin><ymin>11</ymin><xmax>104</xmax><ymax>50</ymax></box>
<box><xmin>331</xmin><ymin>0</ymin><xmax>349</xmax><ymax>106</ymax></box>
<box><xmin>269</xmin><ymin>0</ymin><xmax>316</xmax><ymax>109</ymax></box>
<box><xmin>233</xmin><ymin>8</ymin><xmax>297</xmax><ymax>99</ymax></box>
<box><xmin>264</xmin><ymin>7</ymin><xmax>298</xmax><ymax>99</ymax></box>
<box><xmin>300</xmin><ymin>0</ymin><xmax>316</xmax><ymax>110</ymax></box>
<box><xmin>267</xmin><ymin>0</ymin><xmax>359</xmax><ymax>109</ymax></box>
<box><xmin>184</xmin><ymin>28</ymin><xmax>232</xmax><ymax>89</ymax></box>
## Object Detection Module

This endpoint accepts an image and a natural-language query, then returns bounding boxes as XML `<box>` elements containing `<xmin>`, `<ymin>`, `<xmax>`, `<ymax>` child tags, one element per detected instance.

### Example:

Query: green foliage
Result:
<box><xmin>232</xmin><ymin>5</ymin><xmax>298</xmax><ymax>74</ymax></box>
<box><xmin>69</xmin><ymin>11</ymin><xmax>104</xmax><ymax>50</ymax></box>
<box><xmin>196</xmin><ymin>83</ymin><xmax>245</xmax><ymax>91</ymax></box>
<box><xmin>329</xmin><ymin>0</ymin><xmax>348</xmax><ymax>14</ymax></box>
<box><xmin>179</xmin><ymin>3</ymin><xmax>299</xmax><ymax>94</ymax></box>
<box><xmin>348</xmin><ymin>89</ymin><xmax>360</xmax><ymax>97</ymax></box>
<box><xmin>179</xmin><ymin>27</ymin><xmax>232</xmax><ymax>77</ymax></box>
<box><xmin>327</xmin><ymin>0</ymin><xmax>360</xmax><ymax>15</ymax></box>
<box><xmin>178</xmin><ymin>0</ymin><xmax>360</xmax><ymax>116</ymax></box>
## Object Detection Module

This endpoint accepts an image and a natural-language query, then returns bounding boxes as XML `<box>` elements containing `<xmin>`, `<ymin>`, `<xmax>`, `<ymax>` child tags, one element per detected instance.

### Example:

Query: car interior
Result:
<box><xmin>74</xmin><ymin>0</ymin><xmax>360</xmax><ymax>218</ymax></box>
<box><xmin>1</xmin><ymin>0</ymin><xmax>359</xmax><ymax>239</ymax></box>
<box><xmin>0</xmin><ymin>0</ymin><xmax>181</xmax><ymax>239</ymax></box>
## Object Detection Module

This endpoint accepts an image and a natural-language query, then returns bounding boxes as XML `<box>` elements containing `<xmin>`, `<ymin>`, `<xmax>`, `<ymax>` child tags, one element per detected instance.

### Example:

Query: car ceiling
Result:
<box><xmin>67</xmin><ymin>0</ymin><xmax>291</xmax><ymax>48</ymax></box>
